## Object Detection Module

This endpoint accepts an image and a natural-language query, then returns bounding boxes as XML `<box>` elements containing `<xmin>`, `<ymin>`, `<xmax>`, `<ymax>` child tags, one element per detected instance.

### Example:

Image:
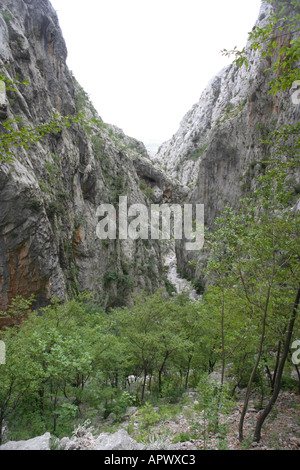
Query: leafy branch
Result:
<box><xmin>0</xmin><ymin>113</ymin><xmax>82</xmax><ymax>163</ymax></box>
<box><xmin>221</xmin><ymin>0</ymin><xmax>300</xmax><ymax>95</ymax></box>
<box><xmin>0</xmin><ymin>73</ymin><xmax>29</xmax><ymax>93</ymax></box>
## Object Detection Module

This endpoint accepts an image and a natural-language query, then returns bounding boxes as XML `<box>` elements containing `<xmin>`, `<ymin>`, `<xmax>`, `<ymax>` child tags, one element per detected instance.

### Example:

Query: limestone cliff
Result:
<box><xmin>152</xmin><ymin>1</ymin><xmax>300</xmax><ymax>279</ymax></box>
<box><xmin>152</xmin><ymin>2</ymin><xmax>300</xmax><ymax>227</ymax></box>
<box><xmin>0</xmin><ymin>0</ymin><xmax>186</xmax><ymax>310</ymax></box>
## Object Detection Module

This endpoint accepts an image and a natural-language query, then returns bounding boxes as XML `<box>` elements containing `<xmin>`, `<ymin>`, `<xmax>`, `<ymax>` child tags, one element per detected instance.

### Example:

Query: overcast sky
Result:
<box><xmin>50</xmin><ymin>0</ymin><xmax>263</xmax><ymax>148</ymax></box>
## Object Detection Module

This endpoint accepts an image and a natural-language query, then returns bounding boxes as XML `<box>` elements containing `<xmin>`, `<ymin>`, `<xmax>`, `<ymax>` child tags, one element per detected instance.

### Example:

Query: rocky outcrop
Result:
<box><xmin>0</xmin><ymin>0</ymin><xmax>185</xmax><ymax>311</ymax></box>
<box><xmin>93</xmin><ymin>429</ymin><xmax>146</xmax><ymax>451</ymax></box>
<box><xmin>0</xmin><ymin>429</ymin><xmax>145</xmax><ymax>450</ymax></box>
<box><xmin>0</xmin><ymin>432</ymin><xmax>51</xmax><ymax>450</ymax></box>
<box><xmin>58</xmin><ymin>429</ymin><xmax>146</xmax><ymax>451</ymax></box>
<box><xmin>1</xmin><ymin>0</ymin><xmax>299</xmax><ymax>311</ymax></box>
<box><xmin>0</xmin><ymin>80</ymin><xmax>8</xmax><ymax>120</ymax></box>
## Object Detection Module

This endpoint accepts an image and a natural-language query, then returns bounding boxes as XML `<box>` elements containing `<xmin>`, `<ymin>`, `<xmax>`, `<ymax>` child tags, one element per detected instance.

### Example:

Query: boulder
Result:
<box><xmin>94</xmin><ymin>429</ymin><xmax>146</xmax><ymax>451</ymax></box>
<box><xmin>0</xmin><ymin>432</ymin><xmax>51</xmax><ymax>451</ymax></box>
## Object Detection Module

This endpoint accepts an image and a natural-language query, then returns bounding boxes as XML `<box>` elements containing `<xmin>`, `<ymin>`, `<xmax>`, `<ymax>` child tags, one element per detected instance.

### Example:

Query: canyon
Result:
<box><xmin>0</xmin><ymin>0</ymin><xmax>299</xmax><ymax>310</ymax></box>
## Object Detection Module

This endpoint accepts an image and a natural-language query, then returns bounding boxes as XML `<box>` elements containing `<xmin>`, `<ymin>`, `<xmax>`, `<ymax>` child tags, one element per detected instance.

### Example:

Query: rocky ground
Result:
<box><xmin>1</xmin><ymin>390</ymin><xmax>299</xmax><ymax>451</ymax></box>
<box><xmin>118</xmin><ymin>390</ymin><xmax>300</xmax><ymax>451</ymax></box>
<box><xmin>225</xmin><ymin>391</ymin><xmax>300</xmax><ymax>450</ymax></box>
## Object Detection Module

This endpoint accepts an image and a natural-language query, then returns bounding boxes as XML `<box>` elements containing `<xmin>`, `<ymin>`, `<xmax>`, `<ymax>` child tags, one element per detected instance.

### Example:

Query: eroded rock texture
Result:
<box><xmin>0</xmin><ymin>0</ymin><xmax>186</xmax><ymax>310</ymax></box>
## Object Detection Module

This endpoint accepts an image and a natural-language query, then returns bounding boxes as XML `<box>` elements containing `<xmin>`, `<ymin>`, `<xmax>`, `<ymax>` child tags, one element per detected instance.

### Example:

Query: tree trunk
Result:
<box><xmin>221</xmin><ymin>291</ymin><xmax>226</xmax><ymax>386</ymax></box>
<box><xmin>185</xmin><ymin>356</ymin><xmax>192</xmax><ymax>389</ymax></box>
<box><xmin>253</xmin><ymin>285</ymin><xmax>300</xmax><ymax>443</ymax></box>
<box><xmin>271</xmin><ymin>341</ymin><xmax>281</xmax><ymax>391</ymax></box>
<box><xmin>238</xmin><ymin>348</ymin><xmax>263</xmax><ymax>441</ymax></box>
<box><xmin>239</xmin><ymin>306</ymin><xmax>269</xmax><ymax>441</ymax></box>
<box><xmin>265</xmin><ymin>363</ymin><xmax>273</xmax><ymax>389</ymax></box>
<box><xmin>141</xmin><ymin>366</ymin><xmax>147</xmax><ymax>401</ymax></box>
<box><xmin>208</xmin><ymin>359</ymin><xmax>215</xmax><ymax>374</ymax></box>
<box><xmin>293</xmin><ymin>363</ymin><xmax>300</xmax><ymax>394</ymax></box>
<box><xmin>238</xmin><ymin>278</ymin><xmax>273</xmax><ymax>442</ymax></box>
<box><xmin>158</xmin><ymin>351</ymin><xmax>170</xmax><ymax>395</ymax></box>
<box><xmin>0</xmin><ymin>412</ymin><xmax>4</xmax><ymax>446</ymax></box>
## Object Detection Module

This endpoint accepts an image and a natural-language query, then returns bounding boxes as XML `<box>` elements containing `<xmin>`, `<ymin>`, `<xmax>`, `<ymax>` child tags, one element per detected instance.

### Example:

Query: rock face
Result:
<box><xmin>57</xmin><ymin>423</ymin><xmax>146</xmax><ymax>450</ymax></box>
<box><xmin>0</xmin><ymin>80</ymin><xmax>8</xmax><ymax>120</ymax></box>
<box><xmin>94</xmin><ymin>430</ymin><xmax>146</xmax><ymax>451</ymax></box>
<box><xmin>1</xmin><ymin>1</ymin><xmax>299</xmax><ymax>310</ymax></box>
<box><xmin>0</xmin><ymin>0</ymin><xmax>187</xmax><ymax>311</ymax></box>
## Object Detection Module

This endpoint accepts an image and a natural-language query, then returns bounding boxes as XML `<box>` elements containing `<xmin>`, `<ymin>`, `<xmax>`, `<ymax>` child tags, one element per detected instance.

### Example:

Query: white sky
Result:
<box><xmin>50</xmin><ymin>0</ymin><xmax>263</xmax><ymax>147</ymax></box>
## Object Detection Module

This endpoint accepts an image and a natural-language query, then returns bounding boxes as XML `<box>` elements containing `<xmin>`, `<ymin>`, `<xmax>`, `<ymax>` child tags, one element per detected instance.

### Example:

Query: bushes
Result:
<box><xmin>0</xmin><ymin>281</ymin><xmax>299</xmax><ymax>443</ymax></box>
<box><xmin>0</xmin><ymin>292</ymin><xmax>198</xmax><ymax>441</ymax></box>
<box><xmin>103</xmin><ymin>270</ymin><xmax>134</xmax><ymax>292</ymax></box>
<box><xmin>0</xmin><ymin>295</ymin><xmax>102</xmax><ymax>441</ymax></box>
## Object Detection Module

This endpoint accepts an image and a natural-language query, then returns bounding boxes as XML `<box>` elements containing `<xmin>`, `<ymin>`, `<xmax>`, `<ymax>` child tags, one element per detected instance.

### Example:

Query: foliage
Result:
<box><xmin>0</xmin><ymin>291</ymin><xmax>216</xmax><ymax>442</ymax></box>
<box><xmin>222</xmin><ymin>0</ymin><xmax>300</xmax><ymax>95</ymax></box>
<box><xmin>215</xmin><ymin>0</ymin><xmax>300</xmax><ymax>442</ymax></box>
<box><xmin>0</xmin><ymin>113</ymin><xmax>81</xmax><ymax>163</ymax></box>
<box><xmin>136</xmin><ymin>402</ymin><xmax>160</xmax><ymax>429</ymax></box>
<box><xmin>0</xmin><ymin>73</ymin><xmax>29</xmax><ymax>93</ymax></box>
<box><xmin>195</xmin><ymin>374</ymin><xmax>232</xmax><ymax>448</ymax></box>
<box><xmin>0</xmin><ymin>71</ymin><xmax>85</xmax><ymax>163</ymax></box>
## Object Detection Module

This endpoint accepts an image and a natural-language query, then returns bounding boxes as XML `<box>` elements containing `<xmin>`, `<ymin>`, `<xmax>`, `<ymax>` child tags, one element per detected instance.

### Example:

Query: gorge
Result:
<box><xmin>0</xmin><ymin>0</ymin><xmax>299</xmax><ymax>451</ymax></box>
<box><xmin>0</xmin><ymin>0</ymin><xmax>299</xmax><ymax>308</ymax></box>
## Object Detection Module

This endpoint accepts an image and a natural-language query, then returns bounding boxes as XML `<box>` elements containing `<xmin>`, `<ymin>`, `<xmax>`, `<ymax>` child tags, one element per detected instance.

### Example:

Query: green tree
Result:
<box><xmin>212</xmin><ymin>0</ymin><xmax>300</xmax><ymax>443</ymax></box>
<box><xmin>0</xmin><ymin>294</ymin><xmax>114</xmax><ymax>440</ymax></box>
<box><xmin>110</xmin><ymin>292</ymin><xmax>196</xmax><ymax>400</ymax></box>
<box><xmin>0</xmin><ymin>320</ymin><xmax>42</xmax><ymax>444</ymax></box>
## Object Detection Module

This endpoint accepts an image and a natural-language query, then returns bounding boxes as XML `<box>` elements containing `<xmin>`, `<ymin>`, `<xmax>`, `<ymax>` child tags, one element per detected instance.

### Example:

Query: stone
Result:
<box><xmin>124</xmin><ymin>406</ymin><xmax>139</xmax><ymax>418</ymax></box>
<box><xmin>0</xmin><ymin>433</ymin><xmax>51</xmax><ymax>451</ymax></box>
<box><xmin>0</xmin><ymin>0</ymin><xmax>285</xmax><ymax>312</ymax></box>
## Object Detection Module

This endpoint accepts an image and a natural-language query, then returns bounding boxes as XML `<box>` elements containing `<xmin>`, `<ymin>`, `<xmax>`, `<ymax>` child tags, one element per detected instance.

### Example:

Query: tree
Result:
<box><xmin>254</xmin><ymin>283</ymin><xmax>300</xmax><ymax>441</ymax></box>
<box><xmin>0</xmin><ymin>294</ymin><xmax>116</xmax><ymax>440</ymax></box>
<box><xmin>0</xmin><ymin>323</ymin><xmax>42</xmax><ymax>444</ymax></box>
<box><xmin>214</xmin><ymin>0</ymin><xmax>300</xmax><ymax>442</ymax></box>
<box><xmin>110</xmin><ymin>291</ymin><xmax>197</xmax><ymax>400</ymax></box>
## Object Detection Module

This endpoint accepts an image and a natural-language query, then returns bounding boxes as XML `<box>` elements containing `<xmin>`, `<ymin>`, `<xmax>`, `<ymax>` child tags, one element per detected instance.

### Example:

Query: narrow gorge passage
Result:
<box><xmin>164</xmin><ymin>248</ymin><xmax>199</xmax><ymax>300</ymax></box>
